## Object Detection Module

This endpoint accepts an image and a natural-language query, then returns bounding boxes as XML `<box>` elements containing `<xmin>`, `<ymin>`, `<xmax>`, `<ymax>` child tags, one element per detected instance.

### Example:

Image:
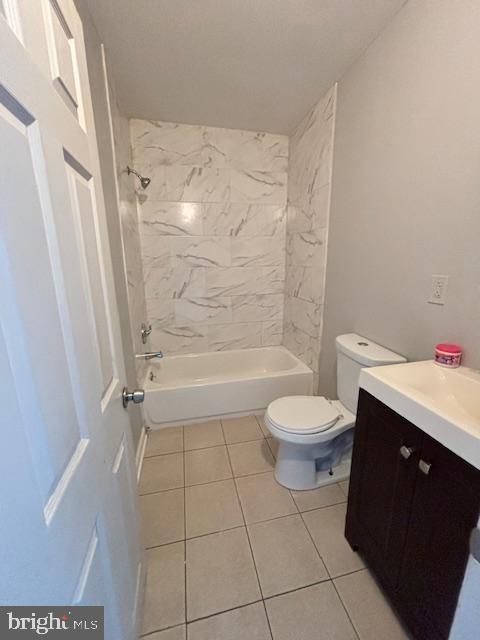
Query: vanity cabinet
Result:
<box><xmin>346</xmin><ymin>389</ymin><xmax>480</xmax><ymax>640</ymax></box>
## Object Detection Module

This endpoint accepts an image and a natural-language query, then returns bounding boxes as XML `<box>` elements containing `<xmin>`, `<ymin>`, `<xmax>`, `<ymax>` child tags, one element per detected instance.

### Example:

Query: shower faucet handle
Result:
<box><xmin>141</xmin><ymin>322</ymin><xmax>152</xmax><ymax>344</ymax></box>
<box><xmin>136</xmin><ymin>351</ymin><xmax>164</xmax><ymax>360</ymax></box>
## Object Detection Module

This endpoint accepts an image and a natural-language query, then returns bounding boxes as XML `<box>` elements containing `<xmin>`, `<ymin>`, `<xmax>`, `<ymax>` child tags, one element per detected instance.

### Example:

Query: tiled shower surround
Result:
<box><xmin>128</xmin><ymin>86</ymin><xmax>335</xmax><ymax>366</ymax></box>
<box><xmin>130</xmin><ymin>119</ymin><xmax>288</xmax><ymax>353</ymax></box>
<box><xmin>283</xmin><ymin>86</ymin><xmax>337</xmax><ymax>390</ymax></box>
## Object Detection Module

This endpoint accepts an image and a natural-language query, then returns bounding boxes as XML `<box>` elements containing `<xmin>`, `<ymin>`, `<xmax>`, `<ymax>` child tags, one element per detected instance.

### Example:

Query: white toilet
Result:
<box><xmin>265</xmin><ymin>333</ymin><xmax>406</xmax><ymax>490</ymax></box>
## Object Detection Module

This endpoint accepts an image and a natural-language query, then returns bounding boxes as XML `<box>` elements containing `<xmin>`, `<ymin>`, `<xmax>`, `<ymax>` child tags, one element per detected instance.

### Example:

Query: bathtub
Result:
<box><xmin>144</xmin><ymin>346</ymin><xmax>313</xmax><ymax>427</ymax></box>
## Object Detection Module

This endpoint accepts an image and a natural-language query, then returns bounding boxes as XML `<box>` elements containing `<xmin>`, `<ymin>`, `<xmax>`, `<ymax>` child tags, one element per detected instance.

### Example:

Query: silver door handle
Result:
<box><xmin>122</xmin><ymin>387</ymin><xmax>145</xmax><ymax>408</ymax></box>
<box><xmin>400</xmin><ymin>445</ymin><xmax>414</xmax><ymax>459</ymax></box>
<box><xmin>419</xmin><ymin>459</ymin><xmax>432</xmax><ymax>475</ymax></box>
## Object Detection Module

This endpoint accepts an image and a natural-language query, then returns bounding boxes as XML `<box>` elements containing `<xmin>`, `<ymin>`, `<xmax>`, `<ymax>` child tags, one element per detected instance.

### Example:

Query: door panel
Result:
<box><xmin>103</xmin><ymin>436</ymin><xmax>142</xmax><ymax>635</ymax></box>
<box><xmin>65</xmin><ymin>160</ymin><xmax>117</xmax><ymax>392</ymax></box>
<box><xmin>346</xmin><ymin>390</ymin><xmax>422</xmax><ymax>586</ymax></box>
<box><xmin>0</xmin><ymin>3</ymin><xmax>142</xmax><ymax>637</ymax></box>
<box><xmin>72</xmin><ymin>517</ymin><xmax>125</xmax><ymax>640</ymax></box>
<box><xmin>0</xmin><ymin>105</ymin><xmax>87</xmax><ymax>496</ymax></box>
<box><xmin>0</xmin><ymin>89</ymin><xmax>102</xmax><ymax>601</ymax></box>
<box><xmin>73</xmin><ymin>525</ymin><xmax>102</xmax><ymax>605</ymax></box>
<box><xmin>43</xmin><ymin>0</ymin><xmax>80</xmax><ymax>116</ymax></box>
<box><xmin>1</xmin><ymin>0</ymin><xmax>23</xmax><ymax>41</ymax></box>
<box><xmin>398</xmin><ymin>434</ymin><xmax>480</xmax><ymax>638</ymax></box>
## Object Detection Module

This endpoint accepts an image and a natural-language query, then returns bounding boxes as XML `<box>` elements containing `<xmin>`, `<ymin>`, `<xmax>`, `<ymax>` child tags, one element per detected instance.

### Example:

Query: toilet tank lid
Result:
<box><xmin>336</xmin><ymin>334</ymin><xmax>407</xmax><ymax>367</ymax></box>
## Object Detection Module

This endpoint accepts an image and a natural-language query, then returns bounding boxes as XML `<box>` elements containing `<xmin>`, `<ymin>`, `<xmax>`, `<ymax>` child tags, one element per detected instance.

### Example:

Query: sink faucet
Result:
<box><xmin>136</xmin><ymin>351</ymin><xmax>164</xmax><ymax>360</ymax></box>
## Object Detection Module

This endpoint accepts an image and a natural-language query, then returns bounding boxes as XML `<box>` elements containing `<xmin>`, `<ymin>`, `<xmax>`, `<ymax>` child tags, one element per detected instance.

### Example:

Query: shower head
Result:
<box><xmin>127</xmin><ymin>166</ymin><xmax>151</xmax><ymax>190</ymax></box>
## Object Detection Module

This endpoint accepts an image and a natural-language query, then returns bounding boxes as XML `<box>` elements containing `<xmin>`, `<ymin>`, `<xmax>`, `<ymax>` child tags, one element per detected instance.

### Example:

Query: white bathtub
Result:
<box><xmin>144</xmin><ymin>346</ymin><xmax>313</xmax><ymax>427</ymax></box>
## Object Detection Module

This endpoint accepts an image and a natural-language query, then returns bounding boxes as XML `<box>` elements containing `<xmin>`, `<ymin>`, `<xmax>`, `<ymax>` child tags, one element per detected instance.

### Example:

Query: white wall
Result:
<box><xmin>320</xmin><ymin>0</ymin><xmax>480</xmax><ymax>397</ymax></box>
<box><xmin>283</xmin><ymin>86</ymin><xmax>336</xmax><ymax>391</ymax></box>
<box><xmin>130</xmin><ymin>120</ymin><xmax>288</xmax><ymax>354</ymax></box>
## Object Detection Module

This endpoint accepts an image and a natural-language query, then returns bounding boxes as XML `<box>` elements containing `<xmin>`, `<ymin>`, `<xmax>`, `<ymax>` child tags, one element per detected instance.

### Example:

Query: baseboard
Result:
<box><xmin>148</xmin><ymin>408</ymin><xmax>267</xmax><ymax>430</ymax></box>
<box><xmin>135</xmin><ymin>426</ymin><xmax>148</xmax><ymax>482</ymax></box>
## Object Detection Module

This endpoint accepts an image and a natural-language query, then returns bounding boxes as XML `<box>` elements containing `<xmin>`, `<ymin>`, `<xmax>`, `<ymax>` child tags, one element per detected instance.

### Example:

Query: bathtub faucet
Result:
<box><xmin>136</xmin><ymin>351</ymin><xmax>164</xmax><ymax>360</ymax></box>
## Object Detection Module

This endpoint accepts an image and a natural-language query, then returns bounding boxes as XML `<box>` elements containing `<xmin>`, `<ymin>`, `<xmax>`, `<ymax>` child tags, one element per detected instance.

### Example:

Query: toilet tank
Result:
<box><xmin>336</xmin><ymin>334</ymin><xmax>406</xmax><ymax>414</ymax></box>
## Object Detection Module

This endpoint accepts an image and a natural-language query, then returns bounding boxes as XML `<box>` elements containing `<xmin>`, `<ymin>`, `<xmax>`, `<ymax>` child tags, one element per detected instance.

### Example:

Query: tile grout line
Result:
<box><xmin>298</xmin><ymin>501</ymin><xmax>334</xmax><ymax>580</ymax></box>
<box><xmin>144</xmin><ymin>430</ymin><xmax>266</xmax><ymax>460</ymax></box>
<box><xmin>224</xmin><ymin>433</ymin><xmax>274</xmax><ymax>640</ymax></box>
<box><xmin>330</xmin><ymin>577</ymin><xmax>361</xmax><ymax>640</ymax></box>
<box><xmin>260</xmin><ymin>599</ymin><xmax>274</xmax><ymax>640</ymax></box>
<box><xmin>140</xmin><ymin>622</ymin><xmax>186</xmax><ymax>638</ymax></box>
<box><xmin>140</xmin><ymin>571</ymin><xmax>368</xmax><ymax>638</ymax></box>
<box><xmin>254</xmin><ymin>413</ymin><xmax>270</xmax><ymax>437</ymax></box>
<box><xmin>292</xmin><ymin>484</ymin><xmax>362</xmax><ymax>639</ymax></box>
<box><xmin>290</xmin><ymin>484</ymin><xmax>351</xmax><ymax>576</ymax></box>
<box><xmin>221</xmin><ymin>415</ymin><xmax>263</xmax><ymax>441</ymax></box>
<box><xmin>288</xmin><ymin>479</ymin><xmax>338</xmax><ymax>585</ymax></box>
<box><xmin>265</xmin><ymin>437</ymin><xmax>277</xmax><ymax>461</ymax></box>
<box><xmin>295</xmin><ymin>498</ymin><xmax>347</xmax><ymax>514</ymax></box>
<box><xmin>262</xmin><ymin>577</ymin><xmax>339</xmax><ymax>603</ymax></box>
<box><xmin>226</xmin><ymin>434</ymin><xmax>275</xmax><ymax>640</ymax></box>
<box><xmin>140</xmin><ymin>485</ymin><xmax>186</xmax><ymax>498</ymax></box>
<box><xmin>186</xmin><ymin>433</ymin><xmax>264</xmax><ymax>628</ymax></box>
<box><xmin>184</xmin><ymin>420</ymin><xmax>226</xmax><ymax>452</ymax></box>
<box><xmin>141</xmin><ymin>472</ymin><xmax>345</xmax><ymax>510</ymax></box>
<box><xmin>166</xmin><ymin>509</ymin><xmax>306</xmax><ymax>546</ymax></box>
<box><xmin>143</xmin><ymin>492</ymin><xmax>347</xmax><ymax>550</ymax></box>
<box><xmin>142</xmin><ymin>533</ymin><xmax>367</xmax><ymax>581</ymax></box>
<box><xmin>139</xmin><ymin>455</ymin><xmax>281</xmax><ymax>496</ymax></box>
<box><xmin>144</xmin><ymin>446</ymin><xmax>183</xmax><ymax>459</ymax></box>
<box><xmin>143</xmin><ymin>449</ymin><xmax>184</xmax><ymax>461</ymax></box>
<box><xmin>185</xmin><ymin>598</ymin><xmax>265</xmax><ymax>628</ymax></box>
<box><xmin>143</xmin><ymin>524</ymin><xmax>366</xmax><ymax>579</ymax></box>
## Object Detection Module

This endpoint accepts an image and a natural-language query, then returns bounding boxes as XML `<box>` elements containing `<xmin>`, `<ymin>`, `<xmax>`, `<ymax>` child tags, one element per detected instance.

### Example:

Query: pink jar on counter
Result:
<box><xmin>434</xmin><ymin>343</ymin><xmax>463</xmax><ymax>368</ymax></box>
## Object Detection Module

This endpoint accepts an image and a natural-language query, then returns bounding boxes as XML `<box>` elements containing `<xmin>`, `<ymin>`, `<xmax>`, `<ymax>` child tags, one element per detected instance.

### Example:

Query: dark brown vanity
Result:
<box><xmin>346</xmin><ymin>389</ymin><xmax>480</xmax><ymax>639</ymax></box>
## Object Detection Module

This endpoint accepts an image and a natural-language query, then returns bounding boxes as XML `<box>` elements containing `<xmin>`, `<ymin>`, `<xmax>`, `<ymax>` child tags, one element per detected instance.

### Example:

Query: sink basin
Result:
<box><xmin>359</xmin><ymin>361</ymin><xmax>480</xmax><ymax>470</ymax></box>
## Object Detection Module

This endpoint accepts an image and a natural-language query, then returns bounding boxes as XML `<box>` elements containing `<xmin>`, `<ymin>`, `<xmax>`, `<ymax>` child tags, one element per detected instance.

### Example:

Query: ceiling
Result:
<box><xmin>85</xmin><ymin>0</ymin><xmax>406</xmax><ymax>134</ymax></box>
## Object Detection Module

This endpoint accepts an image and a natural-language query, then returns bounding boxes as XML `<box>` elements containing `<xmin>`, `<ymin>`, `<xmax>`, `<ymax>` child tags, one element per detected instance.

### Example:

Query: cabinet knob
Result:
<box><xmin>400</xmin><ymin>445</ymin><xmax>414</xmax><ymax>459</ymax></box>
<box><xmin>419</xmin><ymin>459</ymin><xmax>432</xmax><ymax>475</ymax></box>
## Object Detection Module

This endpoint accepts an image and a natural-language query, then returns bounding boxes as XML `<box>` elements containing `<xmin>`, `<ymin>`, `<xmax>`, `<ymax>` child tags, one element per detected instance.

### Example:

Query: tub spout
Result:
<box><xmin>136</xmin><ymin>351</ymin><xmax>164</xmax><ymax>360</ymax></box>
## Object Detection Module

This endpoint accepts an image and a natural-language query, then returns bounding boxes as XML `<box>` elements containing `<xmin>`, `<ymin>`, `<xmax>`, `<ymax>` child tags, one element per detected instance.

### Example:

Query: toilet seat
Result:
<box><xmin>266</xmin><ymin>396</ymin><xmax>341</xmax><ymax>435</ymax></box>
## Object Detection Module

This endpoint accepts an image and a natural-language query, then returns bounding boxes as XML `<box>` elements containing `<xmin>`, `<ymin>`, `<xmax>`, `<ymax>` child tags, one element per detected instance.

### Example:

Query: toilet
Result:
<box><xmin>265</xmin><ymin>333</ymin><xmax>406</xmax><ymax>490</ymax></box>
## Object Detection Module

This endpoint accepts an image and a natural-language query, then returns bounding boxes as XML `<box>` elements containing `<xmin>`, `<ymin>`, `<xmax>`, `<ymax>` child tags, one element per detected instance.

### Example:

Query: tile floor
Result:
<box><xmin>139</xmin><ymin>415</ymin><xmax>411</xmax><ymax>640</ymax></box>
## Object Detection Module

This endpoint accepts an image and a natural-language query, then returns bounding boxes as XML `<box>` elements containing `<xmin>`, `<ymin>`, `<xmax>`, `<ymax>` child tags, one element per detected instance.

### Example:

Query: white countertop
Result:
<box><xmin>359</xmin><ymin>361</ymin><xmax>480</xmax><ymax>471</ymax></box>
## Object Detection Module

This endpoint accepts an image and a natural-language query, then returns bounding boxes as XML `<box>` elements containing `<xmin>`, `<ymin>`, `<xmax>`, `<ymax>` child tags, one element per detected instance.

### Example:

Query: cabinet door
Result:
<box><xmin>398</xmin><ymin>433</ymin><xmax>480</xmax><ymax>639</ymax></box>
<box><xmin>345</xmin><ymin>390</ymin><xmax>423</xmax><ymax>587</ymax></box>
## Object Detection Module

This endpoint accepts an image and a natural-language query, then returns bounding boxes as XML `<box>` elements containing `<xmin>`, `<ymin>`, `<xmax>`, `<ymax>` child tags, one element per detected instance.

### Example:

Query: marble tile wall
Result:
<box><xmin>109</xmin><ymin>91</ymin><xmax>149</xmax><ymax>378</ymax></box>
<box><xmin>130</xmin><ymin>120</ymin><xmax>288</xmax><ymax>354</ymax></box>
<box><xmin>283</xmin><ymin>85</ymin><xmax>337</xmax><ymax>391</ymax></box>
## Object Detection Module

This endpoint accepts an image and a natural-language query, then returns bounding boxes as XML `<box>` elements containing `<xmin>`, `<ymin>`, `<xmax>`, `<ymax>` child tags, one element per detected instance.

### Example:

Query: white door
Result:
<box><xmin>0</xmin><ymin>2</ymin><xmax>143</xmax><ymax>639</ymax></box>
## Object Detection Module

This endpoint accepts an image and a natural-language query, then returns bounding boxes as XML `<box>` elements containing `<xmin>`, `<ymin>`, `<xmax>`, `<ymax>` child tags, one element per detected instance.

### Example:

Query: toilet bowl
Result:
<box><xmin>264</xmin><ymin>334</ymin><xmax>406</xmax><ymax>490</ymax></box>
<box><xmin>265</xmin><ymin>396</ymin><xmax>355</xmax><ymax>490</ymax></box>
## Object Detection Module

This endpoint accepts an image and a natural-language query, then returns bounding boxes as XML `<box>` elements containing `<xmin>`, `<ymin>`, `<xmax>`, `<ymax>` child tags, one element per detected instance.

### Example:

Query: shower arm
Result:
<box><xmin>126</xmin><ymin>166</ymin><xmax>142</xmax><ymax>180</ymax></box>
<box><xmin>126</xmin><ymin>166</ymin><xmax>151</xmax><ymax>189</ymax></box>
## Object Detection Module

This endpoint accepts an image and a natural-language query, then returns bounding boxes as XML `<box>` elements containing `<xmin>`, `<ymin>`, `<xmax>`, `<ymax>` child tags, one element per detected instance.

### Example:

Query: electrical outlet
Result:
<box><xmin>429</xmin><ymin>275</ymin><xmax>449</xmax><ymax>305</ymax></box>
